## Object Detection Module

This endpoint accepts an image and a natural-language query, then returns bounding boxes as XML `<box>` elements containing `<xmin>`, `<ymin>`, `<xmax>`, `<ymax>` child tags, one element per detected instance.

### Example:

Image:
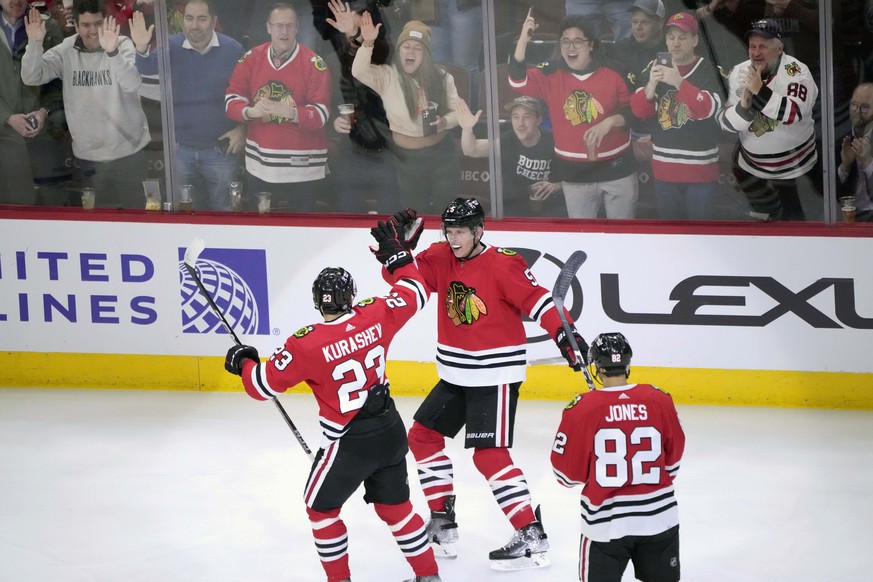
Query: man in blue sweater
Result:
<box><xmin>130</xmin><ymin>0</ymin><xmax>244</xmax><ymax>210</ymax></box>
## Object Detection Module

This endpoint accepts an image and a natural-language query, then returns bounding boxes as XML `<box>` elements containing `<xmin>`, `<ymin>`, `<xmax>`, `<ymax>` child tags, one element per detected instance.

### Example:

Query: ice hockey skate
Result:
<box><xmin>488</xmin><ymin>506</ymin><xmax>550</xmax><ymax>571</ymax></box>
<box><xmin>401</xmin><ymin>575</ymin><xmax>442</xmax><ymax>582</ymax></box>
<box><xmin>425</xmin><ymin>495</ymin><xmax>458</xmax><ymax>559</ymax></box>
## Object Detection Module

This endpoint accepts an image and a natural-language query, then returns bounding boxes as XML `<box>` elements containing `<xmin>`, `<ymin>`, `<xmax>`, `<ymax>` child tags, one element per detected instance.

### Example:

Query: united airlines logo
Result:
<box><xmin>178</xmin><ymin>247</ymin><xmax>270</xmax><ymax>336</ymax></box>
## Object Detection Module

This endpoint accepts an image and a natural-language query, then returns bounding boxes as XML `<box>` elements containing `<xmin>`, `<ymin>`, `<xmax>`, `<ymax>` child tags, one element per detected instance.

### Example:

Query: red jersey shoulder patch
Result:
<box><xmin>293</xmin><ymin>325</ymin><xmax>315</xmax><ymax>338</ymax></box>
<box><xmin>565</xmin><ymin>393</ymin><xmax>584</xmax><ymax>410</ymax></box>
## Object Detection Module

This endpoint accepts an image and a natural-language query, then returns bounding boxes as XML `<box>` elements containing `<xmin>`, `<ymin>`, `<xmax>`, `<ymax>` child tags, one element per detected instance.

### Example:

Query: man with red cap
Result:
<box><xmin>630</xmin><ymin>11</ymin><xmax>727</xmax><ymax>220</ymax></box>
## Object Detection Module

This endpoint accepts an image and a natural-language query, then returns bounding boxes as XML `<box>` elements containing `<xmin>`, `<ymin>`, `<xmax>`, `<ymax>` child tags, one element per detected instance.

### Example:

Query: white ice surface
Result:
<box><xmin>1</xmin><ymin>388</ymin><xmax>871</xmax><ymax>581</ymax></box>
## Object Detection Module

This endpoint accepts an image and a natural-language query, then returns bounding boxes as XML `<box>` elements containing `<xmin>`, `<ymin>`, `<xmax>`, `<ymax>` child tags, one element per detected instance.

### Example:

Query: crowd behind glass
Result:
<box><xmin>1</xmin><ymin>0</ymin><xmax>871</xmax><ymax>224</ymax></box>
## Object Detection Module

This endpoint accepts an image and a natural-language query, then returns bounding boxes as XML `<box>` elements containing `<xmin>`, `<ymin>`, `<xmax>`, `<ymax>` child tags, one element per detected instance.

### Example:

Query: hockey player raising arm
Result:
<box><xmin>551</xmin><ymin>333</ymin><xmax>685</xmax><ymax>582</ymax></box>
<box><xmin>379</xmin><ymin>199</ymin><xmax>588</xmax><ymax>571</ymax></box>
<box><xmin>223</xmin><ymin>222</ymin><xmax>441</xmax><ymax>582</ymax></box>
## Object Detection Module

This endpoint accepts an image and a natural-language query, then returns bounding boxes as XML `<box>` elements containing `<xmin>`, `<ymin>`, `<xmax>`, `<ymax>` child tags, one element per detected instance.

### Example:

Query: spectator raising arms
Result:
<box><xmin>509</xmin><ymin>12</ymin><xmax>638</xmax><ymax>219</ymax></box>
<box><xmin>456</xmin><ymin>96</ymin><xmax>564</xmax><ymax>217</ymax></box>
<box><xmin>21</xmin><ymin>0</ymin><xmax>150</xmax><ymax>208</ymax></box>
<box><xmin>131</xmin><ymin>1</ymin><xmax>245</xmax><ymax>211</ymax></box>
<box><xmin>350</xmin><ymin>12</ymin><xmax>460</xmax><ymax>213</ymax></box>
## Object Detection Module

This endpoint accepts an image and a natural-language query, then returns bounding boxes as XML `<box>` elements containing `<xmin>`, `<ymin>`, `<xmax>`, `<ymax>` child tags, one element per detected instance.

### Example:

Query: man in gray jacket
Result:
<box><xmin>21</xmin><ymin>0</ymin><xmax>149</xmax><ymax>208</ymax></box>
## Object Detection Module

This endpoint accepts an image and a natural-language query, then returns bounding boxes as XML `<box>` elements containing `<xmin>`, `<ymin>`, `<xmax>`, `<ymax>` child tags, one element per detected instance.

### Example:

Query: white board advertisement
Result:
<box><xmin>1</xmin><ymin>218</ymin><xmax>870</xmax><ymax>374</ymax></box>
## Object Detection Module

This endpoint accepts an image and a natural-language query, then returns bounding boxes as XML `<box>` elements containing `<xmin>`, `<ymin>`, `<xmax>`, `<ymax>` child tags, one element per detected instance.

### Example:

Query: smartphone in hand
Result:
<box><xmin>656</xmin><ymin>52</ymin><xmax>672</xmax><ymax>67</ymax></box>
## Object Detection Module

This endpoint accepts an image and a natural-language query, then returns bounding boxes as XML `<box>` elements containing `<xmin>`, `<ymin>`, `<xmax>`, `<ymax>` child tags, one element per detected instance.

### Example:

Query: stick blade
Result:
<box><xmin>184</xmin><ymin>238</ymin><xmax>206</xmax><ymax>267</ymax></box>
<box><xmin>553</xmin><ymin>250</ymin><xmax>587</xmax><ymax>301</ymax></box>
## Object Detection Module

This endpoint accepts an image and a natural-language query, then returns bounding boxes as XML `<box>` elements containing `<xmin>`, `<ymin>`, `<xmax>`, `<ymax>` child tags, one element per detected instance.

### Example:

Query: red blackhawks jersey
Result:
<box><xmin>718</xmin><ymin>53</ymin><xmax>818</xmax><ymax>180</ymax></box>
<box><xmin>509</xmin><ymin>64</ymin><xmax>632</xmax><ymax>162</ymax></box>
<box><xmin>239</xmin><ymin>267</ymin><xmax>427</xmax><ymax>446</ymax></box>
<box><xmin>385</xmin><ymin>242</ymin><xmax>570</xmax><ymax>386</ymax></box>
<box><xmin>551</xmin><ymin>383</ymin><xmax>685</xmax><ymax>542</ymax></box>
<box><xmin>225</xmin><ymin>42</ymin><xmax>330</xmax><ymax>183</ymax></box>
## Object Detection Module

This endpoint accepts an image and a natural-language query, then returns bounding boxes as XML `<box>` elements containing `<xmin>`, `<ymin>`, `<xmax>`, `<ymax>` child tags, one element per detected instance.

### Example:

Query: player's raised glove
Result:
<box><xmin>370</xmin><ymin>220</ymin><xmax>413</xmax><ymax>274</ymax></box>
<box><xmin>225</xmin><ymin>344</ymin><xmax>259</xmax><ymax>375</ymax></box>
<box><xmin>555</xmin><ymin>328</ymin><xmax>589</xmax><ymax>371</ymax></box>
<box><xmin>389</xmin><ymin>208</ymin><xmax>424</xmax><ymax>251</ymax></box>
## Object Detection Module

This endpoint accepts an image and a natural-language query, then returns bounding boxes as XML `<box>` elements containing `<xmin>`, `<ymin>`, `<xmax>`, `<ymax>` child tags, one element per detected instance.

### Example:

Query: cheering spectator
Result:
<box><xmin>131</xmin><ymin>1</ymin><xmax>245</xmax><ymax>211</ymax></box>
<box><xmin>717</xmin><ymin>18</ymin><xmax>818</xmax><ymax>221</ymax></box>
<box><xmin>456</xmin><ymin>96</ymin><xmax>564</xmax><ymax>217</ymax></box>
<box><xmin>351</xmin><ymin>14</ymin><xmax>460</xmax><ymax>213</ymax></box>
<box><xmin>510</xmin><ymin>12</ymin><xmax>638</xmax><ymax>219</ymax></box>
<box><xmin>21</xmin><ymin>0</ymin><xmax>150</xmax><ymax>208</ymax></box>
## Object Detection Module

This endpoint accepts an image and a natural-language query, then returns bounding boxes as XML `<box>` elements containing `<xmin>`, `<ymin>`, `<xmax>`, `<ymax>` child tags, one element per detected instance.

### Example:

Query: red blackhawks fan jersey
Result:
<box><xmin>225</xmin><ymin>42</ymin><xmax>330</xmax><ymax>183</ymax></box>
<box><xmin>509</xmin><ymin>63</ymin><xmax>632</xmax><ymax>162</ymax></box>
<box><xmin>551</xmin><ymin>383</ymin><xmax>685</xmax><ymax>542</ymax></box>
<box><xmin>718</xmin><ymin>53</ymin><xmax>818</xmax><ymax>180</ymax></box>
<box><xmin>238</xmin><ymin>268</ymin><xmax>427</xmax><ymax>446</ymax></box>
<box><xmin>385</xmin><ymin>242</ymin><xmax>570</xmax><ymax>387</ymax></box>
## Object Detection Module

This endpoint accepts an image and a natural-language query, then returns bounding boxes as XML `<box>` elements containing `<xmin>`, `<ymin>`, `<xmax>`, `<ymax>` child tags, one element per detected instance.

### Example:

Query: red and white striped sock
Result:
<box><xmin>306</xmin><ymin>506</ymin><xmax>350</xmax><ymax>582</ymax></box>
<box><xmin>473</xmin><ymin>447</ymin><xmax>535</xmax><ymax>530</ymax></box>
<box><xmin>374</xmin><ymin>501</ymin><xmax>439</xmax><ymax>576</ymax></box>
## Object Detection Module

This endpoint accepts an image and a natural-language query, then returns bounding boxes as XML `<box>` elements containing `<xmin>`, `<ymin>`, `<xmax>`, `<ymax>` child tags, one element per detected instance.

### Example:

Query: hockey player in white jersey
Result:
<box><xmin>717</xmin><ymin>18</ymin><xmax>819</xmax><ymax>221</ymax></box>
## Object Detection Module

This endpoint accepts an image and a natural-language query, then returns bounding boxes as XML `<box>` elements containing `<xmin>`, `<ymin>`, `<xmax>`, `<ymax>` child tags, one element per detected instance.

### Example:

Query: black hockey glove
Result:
<box><xmin>389</xmin><ymin>208</ymin><xmax>424</xmax><ymax>251</ymax></box>
<box><xmin>370</xmin><ymin>220</ymin><xmax>413</xmax><ymax>274</ymax></box>
<box><xmin>555</xmin><ymin>328</ymin><xmax>589</xmax><ymax>371</ymax></box>
<box><xmin>225</xmin><ymin>344</ymin><xmax>259</xmax><ymax>376</ymax></box>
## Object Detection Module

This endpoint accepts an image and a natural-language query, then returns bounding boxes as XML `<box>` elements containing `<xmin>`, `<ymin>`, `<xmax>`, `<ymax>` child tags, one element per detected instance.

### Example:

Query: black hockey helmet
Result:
<box><xmin>588</xmin><ymin>332</ymin><xmax>633</xmax><ymax>377</ymax></box>
<box><xmin>441</xmin><ymin>197</ymin><xmax>485</xmax><ymax>231</ymax></box>
<box><xmin>312</xmin><ymin>267</ymin><xmax>356</xmax><ymax>315</ymax></box>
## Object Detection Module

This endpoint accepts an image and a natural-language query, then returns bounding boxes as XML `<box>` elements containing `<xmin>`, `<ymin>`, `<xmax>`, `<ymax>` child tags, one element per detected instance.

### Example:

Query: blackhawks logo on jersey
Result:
<box><xmin>496</xmin><ymin>248</ymin><xmax>517</xmax><ymax>256</ymax></box>
<box><xmin>563</xmin><ymin>89</ymin><xmax>604</xmax><ymax>126</ymax></box>
<box><xmin>564</xmin><ymin>393</ymin><xmax>584</xmax><ymax>410</ymax></box>
<box><xmin>293</xmin><ymin>325</ymin><xmax>315</xmax><ymax>338</ymax></box>
<box><xmin>254</xmin><ymin>81</ymin><xmax>294</xmax><ymax>124</ymax></box>
<box><xmin>311</xmin><ymin>55</ymin><xmax>327</xmax><ymax>72</ymax></box>
<box><xmin>356</xmin><ymin>297</ymin><xmax>376</xmax><ymax>307</ymax></box>
<box><xmin>656</xmin><ymin>90</ymin><xmax>691</xmax><ymax>130</ymax></box>
<box><xmin>785</xmin><ymin>61</ymin><xmax>801</xmax><ymax>76</ymax></box>
<box><xmin>445</xmin><ymin>281</ymin><xmax>488</xmax><ymax>326</ymax></box>
<box><xmin>749</xmin><ymin>111</ymin><xmax>778</xmax><ymax>136</ymax></box>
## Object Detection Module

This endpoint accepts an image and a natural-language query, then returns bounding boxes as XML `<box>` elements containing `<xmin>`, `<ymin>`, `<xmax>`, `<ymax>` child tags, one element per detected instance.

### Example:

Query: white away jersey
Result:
<box><xmin>718</xmin><ymin>53</ymin><xmax>818</xmax><ymax>180</ymax></box>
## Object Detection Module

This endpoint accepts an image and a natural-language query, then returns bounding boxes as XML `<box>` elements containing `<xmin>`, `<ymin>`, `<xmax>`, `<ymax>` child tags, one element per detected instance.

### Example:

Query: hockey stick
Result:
<box><xmin>552</xmin><ymin>250</ymin><xmax>596</xmax><ymax>391</ymax></box>
<box><xmin>183</xmin><ymin>239</ymin><xmax>315</xmax><ymax>461</ymax></box>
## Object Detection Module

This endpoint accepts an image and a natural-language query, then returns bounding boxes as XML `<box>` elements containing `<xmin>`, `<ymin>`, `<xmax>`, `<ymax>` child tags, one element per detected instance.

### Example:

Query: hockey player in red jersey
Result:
<box><xmin>224</xmin><ymin>225</ymin><xmax>441</xmax><ymax>582</ymax></box>
<box><xmin>551</xmin><ymin>332</ymin><xmax>685</xmax><ymax>582</ymax></box>
<box><xmin>379</xmin><ymin>198</ymin><xmax>589</xmax><ymax>571</ymax></box>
